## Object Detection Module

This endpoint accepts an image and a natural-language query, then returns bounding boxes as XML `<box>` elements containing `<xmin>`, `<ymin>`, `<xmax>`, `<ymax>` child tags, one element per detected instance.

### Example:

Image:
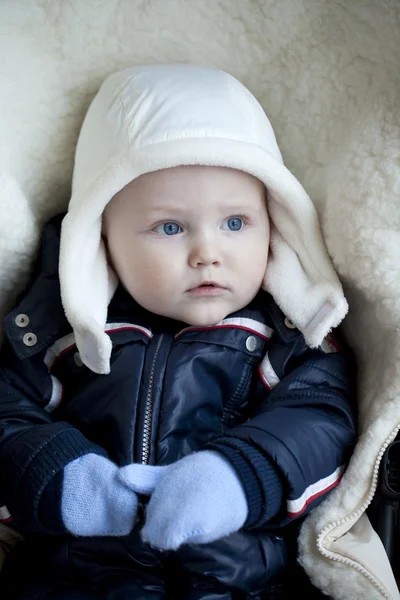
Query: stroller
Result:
<box><xmin>0</xmin><ymin>1</ymin><xmax>399</xmax><ymax>598</ymax></box>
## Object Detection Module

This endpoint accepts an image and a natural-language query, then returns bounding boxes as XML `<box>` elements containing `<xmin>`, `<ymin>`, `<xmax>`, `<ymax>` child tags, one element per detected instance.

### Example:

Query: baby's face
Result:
<box><xmin>103</xmin><ymin>166</ymin><xmax>270</xmax><ymax>326</ymax></box>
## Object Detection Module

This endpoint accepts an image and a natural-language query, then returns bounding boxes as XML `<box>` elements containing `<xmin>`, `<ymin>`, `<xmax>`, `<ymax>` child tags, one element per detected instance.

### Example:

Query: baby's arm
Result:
<box><xmin>0</xmin><ymin>329</ymin><xmax>138</xmax><ymax>537</ymax></box>
<box><xmin>121</xmin><ymin>329</ymin><xmax>356</xmax><ymax>549</ymax></box>
<box><xmin>0</xmin><ymin>216</ymin><xmax>141</xmax><ymax>537</ymax></box>
<box><xmin>206</xmin><ymin>331</ymin><xmax>357</xmax><ymax>529</ymax></box>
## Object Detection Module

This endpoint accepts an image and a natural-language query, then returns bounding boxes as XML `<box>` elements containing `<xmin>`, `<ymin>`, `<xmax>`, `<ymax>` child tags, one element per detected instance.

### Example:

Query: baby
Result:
<box><xmin>0</xmin><ymin>64</ymin><xmax>356</xmax><ymax>599</ymax></box>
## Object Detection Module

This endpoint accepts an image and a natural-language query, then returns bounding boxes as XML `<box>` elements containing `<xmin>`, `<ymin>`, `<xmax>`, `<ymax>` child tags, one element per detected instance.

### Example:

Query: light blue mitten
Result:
<box><xmin>119</xmin><ymin>451</ymin><xmax>248</xmax><ymax>550</ymax></box>
<box><xmin>62</xmin><ymin>453</ymin><xmax>139</xmax><ymax>536</ymax></box>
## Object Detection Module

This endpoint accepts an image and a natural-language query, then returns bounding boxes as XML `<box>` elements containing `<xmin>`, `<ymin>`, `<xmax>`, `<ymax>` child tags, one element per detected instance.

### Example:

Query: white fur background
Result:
<box><xmin>0</xmin><ymin>1</ymin><xmax>399</xmax><ymax>598</ymax></box>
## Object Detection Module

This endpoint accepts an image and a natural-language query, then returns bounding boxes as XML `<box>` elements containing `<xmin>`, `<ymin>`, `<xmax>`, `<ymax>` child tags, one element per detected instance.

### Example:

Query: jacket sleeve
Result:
<box><xmin>0</xmin><ymin>217</ymin><xmax>108</xmax><ymax>535</ymax></box>
<box><xmin>205</xmin><ymin>329</ymin><xmax>357</xmax><ymax>530</ymax></box>
<box><xmin>0</xmin><ymin>337</ymin><xmax>108</xmax><ymax>534</ymax></box>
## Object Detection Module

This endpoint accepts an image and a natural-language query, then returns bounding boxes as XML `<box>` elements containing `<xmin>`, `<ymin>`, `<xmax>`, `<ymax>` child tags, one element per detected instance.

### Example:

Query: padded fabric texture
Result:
<box><xmin>0</xmin><ymin>1</ymin><xmax>399</xmax><ymax>599</ymax></box>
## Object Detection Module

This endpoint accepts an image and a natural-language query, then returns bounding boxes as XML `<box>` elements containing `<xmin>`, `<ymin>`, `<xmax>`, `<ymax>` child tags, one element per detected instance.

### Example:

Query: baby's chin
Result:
<box><xmin>171</xmin><ymin>302</ymin><xmax>244</xmax><ymax>328</ymax></box>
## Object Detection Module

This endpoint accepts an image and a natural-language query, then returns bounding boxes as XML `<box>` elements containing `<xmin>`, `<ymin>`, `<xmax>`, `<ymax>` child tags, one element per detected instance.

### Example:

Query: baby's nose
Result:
<box><xmin>188</xmin><ymin>240</ymin><xmax>222</xmax><ymax>268</ymax></box>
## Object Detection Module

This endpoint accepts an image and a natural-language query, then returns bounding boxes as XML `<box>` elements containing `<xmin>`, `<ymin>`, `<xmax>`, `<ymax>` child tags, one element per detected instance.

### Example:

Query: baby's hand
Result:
<box><xmin>120</xmin><ymin>451</ymin><xmax>248</xmax><ymax>551</ymax></box>
<box><xmin>118</xmin><ymin>462</ymin><xmax>170</xmax><ymax>495</ymax></box>
<box><xmin>62</xmin><ymin>457</ymin><xmax>168</xmax><ymax>537</ymax></box>
<box><xmin>62</xmin><ymin>454</ymin><xmax>140</xmax><ymax>536</ymax></box>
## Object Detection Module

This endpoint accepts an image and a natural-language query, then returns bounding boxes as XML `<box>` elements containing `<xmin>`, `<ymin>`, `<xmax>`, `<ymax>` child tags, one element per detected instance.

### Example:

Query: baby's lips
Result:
<box><xmin>187</xmin><ymin>281</ymin><xmax>227</xmax><ymax>291</ymax></box>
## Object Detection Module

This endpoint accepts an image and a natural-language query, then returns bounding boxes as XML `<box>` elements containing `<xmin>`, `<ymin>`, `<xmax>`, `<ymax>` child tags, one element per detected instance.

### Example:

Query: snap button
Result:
<box><xmin>15</xmin><ymin>314</ymin><xmax>30</xmax><ymax>328</ymax></box>
<box><xmin>284</xmin><ymin>317</ymin><xmax>296</xmax><ymax>330</ymax></box>
<box><xmin>246</xmin><ymin>336</ymin><xmax>258</xmax><ymax>352</ymax></box>
<box><xmin>23</xmin><ymin>332</ymin><xmax>37</xmax><ymax>347</ymax></box>
<box><xmin>74</xmin><ymin>352</ymin><xmax>83</xmax><ymax>367</ymax></box>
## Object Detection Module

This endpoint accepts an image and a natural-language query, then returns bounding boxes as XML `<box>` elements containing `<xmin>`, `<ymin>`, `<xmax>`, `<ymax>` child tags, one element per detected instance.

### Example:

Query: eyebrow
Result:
<box><xmin>147</xmin><ymin>203</ymin><xmax>261</xmax><ymax>215</ymax></box>
<box><xmin>220</xmin><ymin>204</ymin><xmax>261</xmax><ymax>213</ymax></box>
<box><xmin>146</xmin><ymin>205</ymin><xmax>187</xmax><ymax>215</ymax></box>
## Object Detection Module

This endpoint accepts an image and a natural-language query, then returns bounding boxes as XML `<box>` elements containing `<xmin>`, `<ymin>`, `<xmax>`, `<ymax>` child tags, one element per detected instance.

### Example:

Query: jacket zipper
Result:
<box><xmin>316</xmin><ymin>426</ymin><xmax>400</xmax><ymax>599</ymax></box>
<box><xmin>141</xmin><ymin>335</ymin><xmax>164</xmax><ymax>464</ymax></box>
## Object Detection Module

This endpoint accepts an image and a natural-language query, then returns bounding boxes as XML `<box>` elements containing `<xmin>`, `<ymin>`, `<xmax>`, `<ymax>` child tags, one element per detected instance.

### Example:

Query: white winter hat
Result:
<box><xmin>60</xmin><ymin>63</ymin><xmax>347</xmax><ymax>374</ymax></box>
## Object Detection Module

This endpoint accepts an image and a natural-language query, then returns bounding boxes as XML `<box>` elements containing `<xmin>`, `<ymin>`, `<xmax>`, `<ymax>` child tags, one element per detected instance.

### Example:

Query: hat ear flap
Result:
<box><xmin>263</xmin><ymin>212</ymin><xmax>348</xmax><ymax>348</ymax></box>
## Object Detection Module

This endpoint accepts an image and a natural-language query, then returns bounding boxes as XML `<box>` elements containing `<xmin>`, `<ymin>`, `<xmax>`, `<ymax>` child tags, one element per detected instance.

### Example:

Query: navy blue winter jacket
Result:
<box><xmin>0</xmin><ymin>215</ymin><xmax>357</xmax><ymax>596</ymax></box>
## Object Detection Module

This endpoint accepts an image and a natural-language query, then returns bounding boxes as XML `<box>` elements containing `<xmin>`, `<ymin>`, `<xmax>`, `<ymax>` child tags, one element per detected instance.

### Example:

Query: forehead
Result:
<box><xmin>118</xmin><ymin>166</ymin><xmax>266</xmax><ymax>212</ymax></box>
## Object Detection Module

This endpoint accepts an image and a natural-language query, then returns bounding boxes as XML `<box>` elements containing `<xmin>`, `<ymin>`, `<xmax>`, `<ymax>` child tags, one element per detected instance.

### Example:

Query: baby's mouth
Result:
<box><xmin>187</xmin><ymin>282</ymin><xmax>228</xmax><ymax>296</ymax></box>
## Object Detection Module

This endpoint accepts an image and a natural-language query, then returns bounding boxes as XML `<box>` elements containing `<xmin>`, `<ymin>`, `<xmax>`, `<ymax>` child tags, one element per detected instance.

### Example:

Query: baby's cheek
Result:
<box><xmin>248</xmin><ymin>240</ymin><xmax>268</xmax><ymax>273</ymax></box>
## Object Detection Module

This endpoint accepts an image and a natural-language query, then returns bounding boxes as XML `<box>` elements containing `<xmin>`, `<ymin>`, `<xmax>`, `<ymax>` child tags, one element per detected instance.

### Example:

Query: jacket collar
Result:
<box><xmin>3</xmin><ymin>267</ymin><xmax>301</xmax><ymax>362</ymax></box>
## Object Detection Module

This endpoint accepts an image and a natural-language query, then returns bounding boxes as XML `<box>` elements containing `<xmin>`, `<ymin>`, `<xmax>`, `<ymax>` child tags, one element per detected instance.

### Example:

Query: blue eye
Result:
<box><xmin>222</xmin><ymin>217</ymin><xmax>243</xmax><ymax>231</ymax></box>
<box><xmin>155</xmin><ymin>222</ymin><xmax>182</xmax><ymax>235</ymax></box>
